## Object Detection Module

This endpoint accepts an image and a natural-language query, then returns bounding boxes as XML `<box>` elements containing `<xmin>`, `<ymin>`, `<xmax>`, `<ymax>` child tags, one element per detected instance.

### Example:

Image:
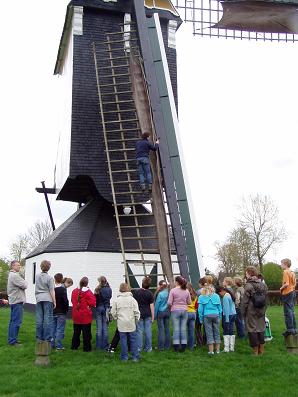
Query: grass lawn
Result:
<box><xmin>0</xmin><ymin>306</ymin><xmax>298</xmax><ymax>397</ymax></box>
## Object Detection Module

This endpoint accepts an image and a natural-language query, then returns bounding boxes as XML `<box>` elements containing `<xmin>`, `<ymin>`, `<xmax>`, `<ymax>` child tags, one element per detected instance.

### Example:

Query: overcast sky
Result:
<box><xmin>1</xmin><ymin>1</ymin><xmax>298</xmax><ymax>272</ymax></box>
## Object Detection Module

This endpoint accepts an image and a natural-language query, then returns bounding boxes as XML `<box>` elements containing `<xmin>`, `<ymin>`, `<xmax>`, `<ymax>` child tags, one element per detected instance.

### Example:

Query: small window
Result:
<box><xmin>32</xmin><ymin>262</ymin><xmax>36</xmax><ymax>284</ymax></box>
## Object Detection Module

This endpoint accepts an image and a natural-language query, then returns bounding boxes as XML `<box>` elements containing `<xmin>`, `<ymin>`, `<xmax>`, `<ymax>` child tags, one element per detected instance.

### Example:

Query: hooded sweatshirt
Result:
<box><xmin>198</xmin><ymin>293</ymin><xmax>222</xmax><ymax>323</ymax></box>
<box><xmin>111</xmin><ymin>292</ymin><xmax>140</xmax><ymax>332</ymax></box>
<box><xmin>71</xmin><ymin>287</ymin><xmax>96</xmax><ymax>324</ymax></box>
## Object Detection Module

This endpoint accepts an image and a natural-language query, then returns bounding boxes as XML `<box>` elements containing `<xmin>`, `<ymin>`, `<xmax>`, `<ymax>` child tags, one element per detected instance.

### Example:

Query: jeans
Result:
<box><xmin>187</xmin><ymin>312</ymin><xmax>196</xmax><ymax>349</ymax></box>
<box><xmin>52</xmin><ymin>314</ymin><xmax>66</xmax><ymax>348</ymax></box>
<box><xmin>204</xmin><ymin>316</ymin><xmax>220</xmax><ymax>345</ymax></box>
<box><xmin>223</xmin><ymin>314</ymin><xmax>236</xmax><ymax>336</ymax></box>
<box><xmin>171</xmin><ymin>310</ymin><xmax>188</xmax><ymax>345</ymax></box>
<box><xmin>137</xmin><ymin>157</ymin><xmax>152</xmax><ymax>185</ymax></box>
<box><xmin>119</xmin><ymin>331</ymin><xmax>139</xmax><ymax>361</ymax></box>
<box><xmin>282</xmin><ymin>291</ymin><xmax>297</xmax><ymax>333</ymax></box>
<box><xmin>8</xmin><ymin>303</ymin><xmax>24</xmax><ymax>345</ymax></box>
<box><xmin>96</xmin><ymin>306</ymin><xmax>109</xmax><ymax>350</ymax></box>
<box><xmin>157</xmin><ymin>310</ymin><xmax>170</xmax><ymax>350</ymax></box>
<box><xmin>71</xmin><ymin>323</ymin><xmax>92</xmax><ymax>352</ymax></box>
<box><xmin>137</xmin><ymin>317</ymin><xmax>152</xmax><ymax>352</ymax></box>
<box><xmin>235</xmin><ymin>308</ymin><xmax>246</xmax><ymax>338</ymax></box>
<box><xmin>36</xmin><ymin>301</ymin><xmax>54</xmax><ymax>341</ymax></box>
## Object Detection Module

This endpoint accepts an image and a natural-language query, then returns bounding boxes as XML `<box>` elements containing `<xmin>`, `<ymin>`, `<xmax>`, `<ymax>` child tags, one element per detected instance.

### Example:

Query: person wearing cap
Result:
<box><xmin>7</xmin><ymin>260</ymin><xmax>28</xmax><ymax>346</ymax></box>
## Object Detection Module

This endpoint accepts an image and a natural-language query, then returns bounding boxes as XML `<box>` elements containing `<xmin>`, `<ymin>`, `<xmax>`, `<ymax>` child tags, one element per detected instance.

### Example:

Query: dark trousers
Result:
<box><xmin>71</xmin><ymin>323</ymin><xmax>92</xmax><ymax>352</ymax></box>
<box><xmin>223</xmin><ymin>314</ymin><xmax>236</xmax><ymax>336</ymax></box>
<box><xmin>248</xmin><ymin>332</ymin><xmax>265</xmax><ymax>348</ymax></box>
<box><xmin>282</xmin><ymin>291</ymin><xmax>297</xmax><ymax>334</ymax></box>
<box><xmin>110</xmin><ymin>328</ymin><xmax>131</xmax><ymax>351</ymax></box>
<box><xmin>195</xmin><ymin>317</ymin><xmax>206</xmax><ymax>347</ymax></box>
<box><xmin>235</xmin><ymin>308</ymin><xmax>246</xmax><ymax>338</ymax></box>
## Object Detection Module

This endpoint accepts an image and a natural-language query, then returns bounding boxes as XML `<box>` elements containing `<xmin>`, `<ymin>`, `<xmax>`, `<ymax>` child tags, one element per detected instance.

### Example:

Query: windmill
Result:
<box><xmin>24</xmin><ymin>0</ymin><xmax>204</xmax><ymax>304</ymax></box>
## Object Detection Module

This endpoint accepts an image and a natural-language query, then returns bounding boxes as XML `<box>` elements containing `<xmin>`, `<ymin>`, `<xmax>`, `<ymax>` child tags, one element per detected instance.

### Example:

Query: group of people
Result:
<box><xmin>3</xmin><ymin>257</ymin><xmax>297</xmax><ymax>362</ymax></box>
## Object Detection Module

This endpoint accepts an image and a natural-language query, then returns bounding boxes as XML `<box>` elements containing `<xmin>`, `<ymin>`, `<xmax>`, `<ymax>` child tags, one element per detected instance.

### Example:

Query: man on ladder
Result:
<box><xmin>135</xmin><ymin>132</ymin><xmax>159</xmax><ymax>193</ymax></box>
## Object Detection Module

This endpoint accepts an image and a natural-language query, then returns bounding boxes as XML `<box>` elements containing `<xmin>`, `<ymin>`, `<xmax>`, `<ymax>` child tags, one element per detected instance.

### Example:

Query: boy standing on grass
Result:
<box><xmin>52</xmin><ymin>273</ymin><xmax>69</xmax><ymax>350</ymax></box>
<box><xmin>280</xmin><ymin>258</ymin><xmax>297</xmax><ymax>337</ymax></box>
<box><xmin>7</xmin><ymin>260</ymin><xmax>28</xmax><ymax>346</ymax></box>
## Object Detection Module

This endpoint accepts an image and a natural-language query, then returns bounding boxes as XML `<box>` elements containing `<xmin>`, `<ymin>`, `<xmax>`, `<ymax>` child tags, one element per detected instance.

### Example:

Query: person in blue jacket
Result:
<box><xmin>154</xmin><ymin>280</ymin><xmax>170</xmax><ymax>351</ymax></box>
<box><xmin>198</xmin><ymin>285</ymin><xmax>222</xmax><ymax>355</ymax></box>
<box><xmin>135</xmin><ymin>132</ymin><xmax>159</xmax><ymax>192</ymax></box>
<box><xmin>217</xmin><ymin>286</ymin><xmax>236</xmax><ymax>353</ymax></box>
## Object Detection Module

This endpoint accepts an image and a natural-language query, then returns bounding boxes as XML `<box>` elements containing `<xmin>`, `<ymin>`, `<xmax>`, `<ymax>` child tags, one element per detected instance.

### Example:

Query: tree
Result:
<box><xmin>229</xmin><ymin>227</ymin><xmax>256</xmax><ymax>272</ymax></box>
<box><xmin>9</xmin><ymin>234</ymin><xmax>30</xmax><ymax>265</ymax></box>
<box><xmin>215</xmin><ymin>240</ymin><xmax>243</xmax><ymax>277</ymax></box>
<box><xmin>27</xmin><ymin>220</ymin><xmax>52</xmax><ymax>251</ymax></box>
<box><xmin>263</xmin><ymin>262</ymin><xmax>283</xmax><ymax>290</ymax></box>
<box><xmin>238</xmin><ymin>194</ymin><xmax>287</xmax><ymax>273</ymax></box>
<box><xmin>0</xmin><ymin>258</ymin><xmax>9</xmax><ymax>290</ymax></box>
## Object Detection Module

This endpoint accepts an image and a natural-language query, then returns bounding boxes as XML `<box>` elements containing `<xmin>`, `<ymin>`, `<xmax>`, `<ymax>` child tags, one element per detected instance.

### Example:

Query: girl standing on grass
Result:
<box><xmin>168</xmin><ymin>276</ymin><xmax>191</xmax><ymax>352</ymax></box>
<box><xmin>94</xmin><ymin>276</ymin><xmax>112</xmax><ymax>351</ymax></box>
<box><xmin>111</xmin><ymin>283</ymin><xmax>140</xmax><ymax>362</ymax></box>
<box><xmin>234</xmin><ymin>277</ymin><xmax>245</xmax><ymax>338</ymax></box>
<box><xmin>217</xmin><ymin>286</ymin><xmax>236</xmax><ymax>352</ymax></box>
<box><xmin>71</xmin><ymin>277</ymin><xmax>96</xmax><ymax>352</ymax></box>
<box><xmin>154</xmin><ymin>280</ymin><xmax>170</xmax><ymax>351</ymax></box>
<box><xmin>198</xmin><ymin>285</ymin><xmax>222</xmax><ymax>355</ymax></box>
<box><xmin>186</xmin><ymin>283</ymin><xmax>198</xmax><ymax>350</ymax></box>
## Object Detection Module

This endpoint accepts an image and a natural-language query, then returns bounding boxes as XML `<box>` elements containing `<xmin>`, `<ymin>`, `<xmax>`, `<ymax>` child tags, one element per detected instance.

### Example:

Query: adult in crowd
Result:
<box><xmin>186</xmin><ymin>283</ymin><xmax>198</xmax><ymax>350</ymax></box>
<box><xmin>111</xmin><ymin>283</ymin><xmax>140</xmax><ymax>362</ymax></box>
<box><xmin>71</xmin><ymin>277</ymin><xmax>96</xmax><ymax>352</ymax></box>
<box><xmin>242</xmin><ymin>266</ymin><xmax>268</xmax><ymax>355</ymax></box>
<box><xmin>168</xmin><ymin>276</ymin><xmax>191</xmax><ymax>352</ymax></box>
<box><xmin>280</xmin><ymin>258</ymin><xmax>297</xmax><ymax>336</ymax></box>
<box><xmin>132</xmin><ymin>276</ymin><xmax>154</xmax><ymax>353</ymax></box>
<box><xmin>52</xmin><ymin>273</ymin><xmax>70</xmax><ymax>350</ymax></box>
<box><xmin>217</xmin><ymin>286</ymin><xmax>236</xmax><ymax>352</ymax></box>
<box><xmin>234</xmin><ymin>277</ymin><xmax>246</xmax><ymax>338</ymax></box>
<box><xmin>7</xmin><ymin>260</ymin><xmax>28</xmax><ymax>346</ymax></box>
<box><xmin>35</xmin><ymin>260</ymin><xmax>56</xmax><ymax>343</ymax></box>
<box><xmin>154</xmin><ymin>280</ymin><xmax>170</xmax><ymax>351</ymax></box>
<box><xmin>198</xmin><ymin>284</ymin><xmax>222</xmax><ymax>355</ymax></box>
<box><xmin>94</xmin><ymin>276</ymin><xmax>112</xmax><ymax>350</ymax></box>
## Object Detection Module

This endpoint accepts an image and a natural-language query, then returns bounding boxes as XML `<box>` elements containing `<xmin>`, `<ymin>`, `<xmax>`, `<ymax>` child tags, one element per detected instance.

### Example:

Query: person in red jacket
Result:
<box><xmin>71</xmin><ymin>277</ymin><xmax>96</xmax><ymax>352</ymax></box>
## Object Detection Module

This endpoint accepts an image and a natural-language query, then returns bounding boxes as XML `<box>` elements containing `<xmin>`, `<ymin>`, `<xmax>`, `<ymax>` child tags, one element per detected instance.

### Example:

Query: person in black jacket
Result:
<box><xmin>135</xmin><ymin>132</ymin><xmax>159</xmax><ymax>192</ymax></box>
<box><xmin>52</xmin><ymin>273</ymin><xmax>70</xmax><ymax>350</ymax></box>
<box><xmin>94</xmin><ymin>276</ymin><xmax>112</xmax><ymax>350</ymax></box>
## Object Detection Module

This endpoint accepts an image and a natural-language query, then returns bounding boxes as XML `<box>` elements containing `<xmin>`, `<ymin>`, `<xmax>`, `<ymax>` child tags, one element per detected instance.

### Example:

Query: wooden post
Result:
<box><xmin>35</xmin><ymin>340</ymin><xmax>51</xmax><ymax>366</ymax></box>
<box><xmin>285</xmin><ymin>334</ymin><xmax>298</xmax><ymax>354</ymax></box>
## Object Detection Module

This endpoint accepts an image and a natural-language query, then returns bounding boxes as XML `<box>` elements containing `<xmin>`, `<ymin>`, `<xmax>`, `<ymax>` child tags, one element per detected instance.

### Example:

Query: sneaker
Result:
<box><xmin>107</xmin><ymin>348</ymin><xmax>115</xmax><ymax>353</ymax></box>
<box><xmin>56</xmin><ymin>347</ymin><xmax>65</xmax><ymax>351</ymax></box>
<box><xmin>208</xmin><ymin>351</ymin><xmax>214</xmax><ymax>356</ymax></box>
<box><xmin>215</xmin><ymin>351</ymin><xmax>220</xmax><ymax>354</ymax></box>
<box><xmin>132</xmin><ymin>358</ymin><xmax>139</xmax><ymax>362</ymax></box>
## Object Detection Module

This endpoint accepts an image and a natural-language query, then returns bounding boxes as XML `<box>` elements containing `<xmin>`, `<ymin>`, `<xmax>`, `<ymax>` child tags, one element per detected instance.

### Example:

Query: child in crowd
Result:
<box><xmin>168</xmin><ymin>276</ymin><xmax>191</xmax><ymax>352</ymax></box>
<box><xmin>198</xmin><ymin>285</ymin><xmax>222</xmax><ymax>355</ymax></box>
<box><xmin>217</xmin><ymin>286</ymin><xmax>236</xmax><ymax>352</ymax></box>
<box><xmin>94</xmin><ymin>276</ymin><xmax>112</xmax><ymax>350</ymax></box>
<box><xmin>132</xmin><ymin>276</ymin><xmax>154</xmax><ymax>352</ymax></box>
<box><xmin>186</xmin><ymin>283</ymin><xmax>198</xmax><ymax>350</ymax></box>
<box><xmin>154</xmin><ymin>280</ymin><xmax>170</xmax><ymax>351</ymax></box>
<box><xmin>62</xmin><ymin>277</ymin><xmax>73</xmax><ymax>289</ymax></box>
<box><xmin>71</xmin><ymin>277</ymin><xmax>96</xmax><ymax>352</ymax></box>
<box><xmin>223</xmin><ymin>277</ymin><xmax>235</xmax><ymax>297</ymax></box>
<box><xmin>35</xmin><ymin>260</ymin><xmax>56</xmax><ymax>343</ymax></box>
<box><xmin>111</xmin><ymin>283</ymin><xmax>140</xmax><ymax>362</ymax></box>
<box><xmin>52</xmin><ymin>273</ymin><xmax>70</xmax><ymax>350</ymax></box>
<box><xmin>234</xmin><ymin>277</ymin><xmax>245</xmax><ymax>338</ymax></box>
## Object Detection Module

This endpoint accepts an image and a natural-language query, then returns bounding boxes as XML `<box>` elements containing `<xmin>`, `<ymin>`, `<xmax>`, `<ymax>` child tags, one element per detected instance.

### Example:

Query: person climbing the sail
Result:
<box><xmin>135</xmin><ymin>132</ymin><xmax>159</xmax><ymax>192</ymax></box>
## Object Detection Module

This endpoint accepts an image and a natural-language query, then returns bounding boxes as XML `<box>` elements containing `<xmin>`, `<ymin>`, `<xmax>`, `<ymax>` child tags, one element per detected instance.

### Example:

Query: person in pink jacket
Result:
<box><xmin>71</xmin><ymin>277</ymin><xmax>96</xmax><ymax>352</ymax></box>
<box><xmin>168</xmin><ymin>276</ymin><xmax>191</xmax><ymax>352</ymax></box>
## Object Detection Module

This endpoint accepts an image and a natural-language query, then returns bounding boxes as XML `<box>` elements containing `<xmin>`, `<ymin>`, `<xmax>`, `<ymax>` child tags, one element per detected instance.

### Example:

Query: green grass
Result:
<box><xmin>0</xmin><ymin>306</ymin><xmax>298</xmax><ymax>397</ymax></box>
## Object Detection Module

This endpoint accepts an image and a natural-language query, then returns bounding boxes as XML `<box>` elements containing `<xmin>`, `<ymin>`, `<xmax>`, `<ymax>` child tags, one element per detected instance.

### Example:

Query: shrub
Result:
<box><xmin>263</xmin><ymin>262</ymin><xmax>282</xmax><ymax>290</ymax></box>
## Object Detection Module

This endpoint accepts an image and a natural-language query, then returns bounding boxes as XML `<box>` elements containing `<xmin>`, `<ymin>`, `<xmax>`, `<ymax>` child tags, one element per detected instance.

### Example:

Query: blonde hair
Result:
<box><xmin>201</xmin><ymin>285</ymin><xmax>215</xmax><ymax>296</ymax></box>
<box><xmin>223</xmin><ymin>277</ymin><xmax>234</xmax><ymax>287</ymax></box>
<box><xmin>40</xmin><ymin>260</ymin><xmax>51</xmax><ymax>272</ymax></box>
<box><xmin>119</xmin><ymin>283</ymin><xmax>131</xmax><ymax>293</ymax></box>
<box><xmin>204</xmin><ymin>275</ymin><xmax>213</xmax><ymax>286</ymax></box>
<box><xmin>281</xmin><ymin>258</ymin><xmax>292</xmax><ymax>268</ymax></box>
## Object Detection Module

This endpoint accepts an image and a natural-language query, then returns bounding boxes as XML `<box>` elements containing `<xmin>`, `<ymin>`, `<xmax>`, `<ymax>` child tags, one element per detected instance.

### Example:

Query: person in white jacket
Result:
<box><xmin>111</xmin><ymin>283</ymin><xmax>140</xmax><ymax>362</ymax></box>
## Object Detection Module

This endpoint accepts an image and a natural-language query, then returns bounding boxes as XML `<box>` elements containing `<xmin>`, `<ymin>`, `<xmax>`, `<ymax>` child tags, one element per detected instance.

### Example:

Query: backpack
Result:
<box><xmin>251</xmin><ymin>285</ymin><xmax>266</xmax><ymax>309</ymax></box>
